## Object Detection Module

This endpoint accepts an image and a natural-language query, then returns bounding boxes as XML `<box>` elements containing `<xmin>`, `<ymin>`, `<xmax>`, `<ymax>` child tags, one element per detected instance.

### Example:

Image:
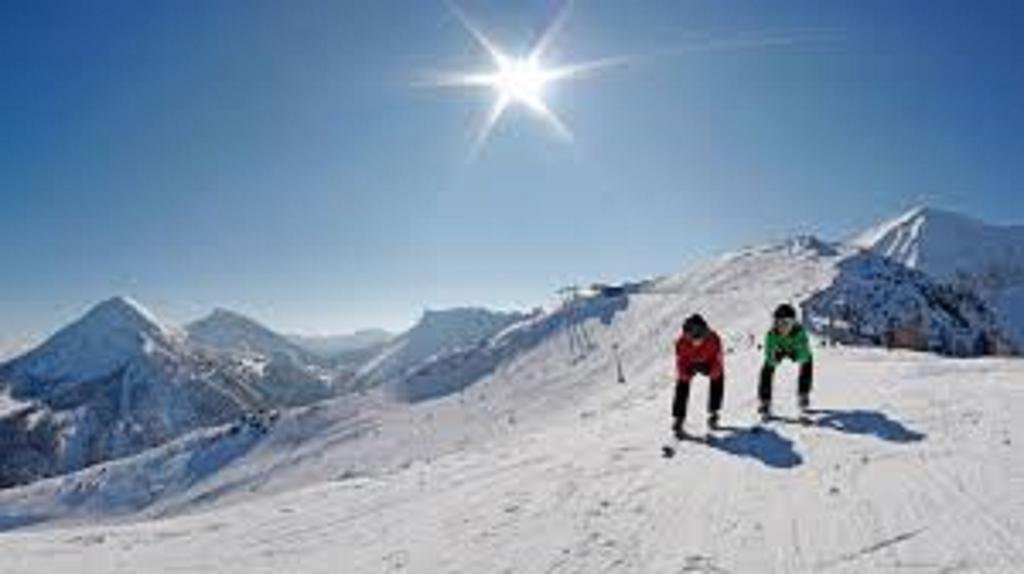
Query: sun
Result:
<box><xmin>420</xmin><ymin>1</ymin><xmax>615</xmax><ymax>158</ymax></box>
<box><xmin>493</xmin><ymin>55</ymin><xmax>549</xmax><ymax>107</ymax></box>
<box><xmin>421</xmin><ymin>1</ymin><xmax>819</xmax><ymax>159</ymax></box>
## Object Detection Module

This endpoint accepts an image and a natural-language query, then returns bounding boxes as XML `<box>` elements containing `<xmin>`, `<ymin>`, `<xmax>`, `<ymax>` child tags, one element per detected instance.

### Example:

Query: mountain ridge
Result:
<box><xmin>854</xmin><ymin>205</ymin><xmax>1024</xmax><ymax>340</ymax></box>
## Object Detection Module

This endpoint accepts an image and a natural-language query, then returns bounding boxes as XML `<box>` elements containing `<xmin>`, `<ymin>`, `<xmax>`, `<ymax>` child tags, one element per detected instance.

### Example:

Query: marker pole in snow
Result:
<box><xmin>612</xmin><ymin>342</ymin><xmax>626</xmax><ymax>383</ymax></box>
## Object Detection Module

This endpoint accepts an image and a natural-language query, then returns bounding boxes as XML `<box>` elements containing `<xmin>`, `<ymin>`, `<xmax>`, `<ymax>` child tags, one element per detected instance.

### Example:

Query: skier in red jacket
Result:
<box><xmin>673</xmin><ymin>314</ymin><xmax>724</xmax><ymax>438</ymax></box>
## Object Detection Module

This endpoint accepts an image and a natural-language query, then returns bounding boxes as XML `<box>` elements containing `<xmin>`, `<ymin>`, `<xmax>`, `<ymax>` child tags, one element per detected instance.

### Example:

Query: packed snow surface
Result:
<box><xmin>0</xmin><ymin>349</ymin><xmax>1021</xmax><ymax>573</ymax></box>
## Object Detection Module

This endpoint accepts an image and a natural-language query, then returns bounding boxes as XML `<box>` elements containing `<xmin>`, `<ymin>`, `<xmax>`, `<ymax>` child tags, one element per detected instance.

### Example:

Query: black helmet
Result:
<box><xmin>682</xmin><ymin>314</ymin><xmax>709</xmax><ymax>338</ymax></box>
<box><xmin>773</xmin><ymin>303</ymin><xmax>797</xmax><ymax>320</ymax></box>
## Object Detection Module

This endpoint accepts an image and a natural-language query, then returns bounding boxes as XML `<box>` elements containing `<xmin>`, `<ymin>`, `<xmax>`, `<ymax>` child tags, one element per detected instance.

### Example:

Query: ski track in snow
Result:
<box><xmin>0</xmin><ymin>348</ymin><xmax>1021</xmax><ymax>573</ymax></box>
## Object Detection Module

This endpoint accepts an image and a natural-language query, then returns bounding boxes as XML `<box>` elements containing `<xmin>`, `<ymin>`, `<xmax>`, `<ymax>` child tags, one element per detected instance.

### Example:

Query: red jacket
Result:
<box><xmin>675</xmin><ymin>331</ymin><xmax>724</xmax><ymax>382</ymax></box>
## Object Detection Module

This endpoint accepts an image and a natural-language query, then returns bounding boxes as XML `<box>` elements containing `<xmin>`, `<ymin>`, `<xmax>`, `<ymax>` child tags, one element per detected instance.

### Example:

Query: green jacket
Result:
<box><xmin>764</xmin><ymin>325</ymin><xmax>813</xmax><ymax>367</ymax></box>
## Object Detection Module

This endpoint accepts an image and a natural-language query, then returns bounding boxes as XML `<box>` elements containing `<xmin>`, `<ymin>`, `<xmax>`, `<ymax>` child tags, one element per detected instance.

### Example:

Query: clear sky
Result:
<box><xmin>2</xmin><ymin>0</ymin><xmax>1022</xmax><ymax>341</ymax></box>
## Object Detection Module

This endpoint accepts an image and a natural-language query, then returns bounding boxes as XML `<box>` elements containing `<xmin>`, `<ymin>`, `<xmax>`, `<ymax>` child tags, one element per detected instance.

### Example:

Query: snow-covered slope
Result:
<box><xmin>0</xmin><ymin>418</ymin><xmax>270</xmax><ymax>526</ymax></box>
<box><xmin>395</xmin><ymin>296</ymin><xmax>626</xmax><ymax>403</ymax></box>
<box><xmin>1</xmin><ymin>240</ymin><xmax>1023</xmax><ymax>572</ymax></box>
<box><xmin>854</xmin><ymin>206</ymin><xmax>1024</xmax><ymax>340</ymax></box>
<box><xmin>355</xmin><ymin>307</ymin><xmax>531</xmax><ymax>392</ymax></box>
<box><xmin>0</xmin><ymin>298</ymin><xmax>289</xmax><ymax>489</ymax></box>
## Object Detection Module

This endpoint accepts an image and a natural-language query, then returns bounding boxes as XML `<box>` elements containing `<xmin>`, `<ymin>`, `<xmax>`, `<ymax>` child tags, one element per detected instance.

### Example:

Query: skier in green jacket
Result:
<box><xmin>759</xmin><ymin>303</ymin><xmax>813</xmax><ymax>419</ymax></box>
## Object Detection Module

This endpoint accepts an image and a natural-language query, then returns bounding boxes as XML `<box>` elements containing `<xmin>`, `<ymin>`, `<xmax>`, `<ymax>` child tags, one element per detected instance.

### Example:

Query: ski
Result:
<box><xmin>797</xmin><ymin>409</ymin><xmax>814</xmax><ymax>426</ymax></box>
<box><xmin>662</xmin><ymin>430</ymin><xmax>713</xmax><ymax>458</ymax></box>
<box><xmin>761</xmin><ymin>411</ymin><xmax>818</xmax><ymax>427</ymax></box>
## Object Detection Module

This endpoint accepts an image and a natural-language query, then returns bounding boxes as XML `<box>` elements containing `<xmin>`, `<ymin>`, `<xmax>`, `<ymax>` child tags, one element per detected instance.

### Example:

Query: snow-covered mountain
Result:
<box><xmin>803</xmin><ymin>250</ymin><xmax>1017</xmax><ymax>356</ymax></box>
<box><xmin>853</xmin><ymin>206</ymin><xmax>1024</xmax><ymax>340</ymax></box>
<box><xmin>185</xmin><ymin>308</ymin><xmax>342</xmax><ymax>403</ymax></box>
<box><xmin>852</xmin><ymin>206</ymin><xmax>1024</xmax><ymax>281</ymax></box>
<box><xmin>186</xmin><ymin>309</ymin><xmax>323</xmax><ymax>366</ymax></box>
<box><xmin>3</xmin><ymin>297</ymin><xmax>182</xmax><ymax>390</ymax></box>
<box><xmin>0</xmin><ymin>298</ymin><xmax>314</xmax><ymax>489</ymax></box>
<box><xmin>354</xmin><ymin>307</ymin><xmax>532</xmax><ymax>392</ymax></box>
<box><xmin>2</xmin><ymin>234</ymin><xmax>1023</xmax><ymax>573</ymax></box>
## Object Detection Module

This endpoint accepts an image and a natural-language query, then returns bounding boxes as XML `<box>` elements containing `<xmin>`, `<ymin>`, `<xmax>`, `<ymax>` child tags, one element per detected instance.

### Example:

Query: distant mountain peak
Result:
<box><xmin>77</xmin><ymin>296</ymin><xmax>169</xmax><ymax>338</ymax></box>
<box><xmin>52</xmin><ymin>295</ymin><xmax>174</xmax><ymax>351</ymax></box>
<box><xmin>186</xmin><ymin>307</ymin><xmax>319</xmax><ymax>364</ymax></box>
<box><xmin>852</xmin><ymin>206</ymin><xmax>1024</xmax><ymax>276</ymax></box>
<box><xmin>207</xmin><ymin>307</ymin><xmax>251</xmax><ymax>320</ymax></box>
<box><xmin>851</xmin><ymin>205</ymin><xmax>997</xmax><ymax>252</ymax></box>
<box><xmin>1</xmin><ymin>296</ymin><xmax>177</xmax><ymax>390</ymax></box>
<box><xmin>194</xmin><ymin>308</ymin><xmax>269</xmax><ymax>331</ymax></box>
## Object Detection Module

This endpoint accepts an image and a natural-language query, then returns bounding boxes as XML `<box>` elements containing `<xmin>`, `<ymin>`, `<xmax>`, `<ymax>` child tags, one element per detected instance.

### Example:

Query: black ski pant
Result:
<box><xmin>759</xmin><ymin>359</ymin><xmax>813</xmax><ymax>405</ymax></box>
<box><xmin>673</xmin><ymin>363</ymin><xmax>724</xmax><ymax>422</ymax></box>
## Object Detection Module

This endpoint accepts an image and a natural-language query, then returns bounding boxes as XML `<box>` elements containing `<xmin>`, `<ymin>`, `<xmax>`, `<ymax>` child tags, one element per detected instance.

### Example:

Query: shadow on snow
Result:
<box><xmin>807</xmin><ymin>408</ymin><xmax>927</xmax><ymax>443</ymax></box>
<box><xmin>698</xmin><ymin>407</ymin><xmax>925</xmax><ymax>470</ymax></box>
<box><xmin>705</xmin><ymin>425</ymin><xmax>803</xmax><ymax>469</ymax></box>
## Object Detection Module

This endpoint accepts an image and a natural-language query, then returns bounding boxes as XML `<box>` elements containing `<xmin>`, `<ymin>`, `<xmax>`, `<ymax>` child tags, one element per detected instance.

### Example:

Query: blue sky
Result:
<box><xmin>2</xmin><ymin>0</ymin><xmax>1022</xmax><ymax>339</ymax></box>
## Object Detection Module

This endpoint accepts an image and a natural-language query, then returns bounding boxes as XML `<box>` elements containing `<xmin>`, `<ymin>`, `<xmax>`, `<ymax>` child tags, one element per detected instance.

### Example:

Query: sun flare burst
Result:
<box><xmin>422</xmin><ymin>0</ymin><xmax>614</xmax><ymax>158</ymax></box>
<box><xmin>494</xmin><ymin>56</ymin><xmax>548</xmax><ymax>107</ymax></box>
<box><xmin>421</xmin><ymin>1</ymin><xmax>818</xmax><ymax>159</ymax></box>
